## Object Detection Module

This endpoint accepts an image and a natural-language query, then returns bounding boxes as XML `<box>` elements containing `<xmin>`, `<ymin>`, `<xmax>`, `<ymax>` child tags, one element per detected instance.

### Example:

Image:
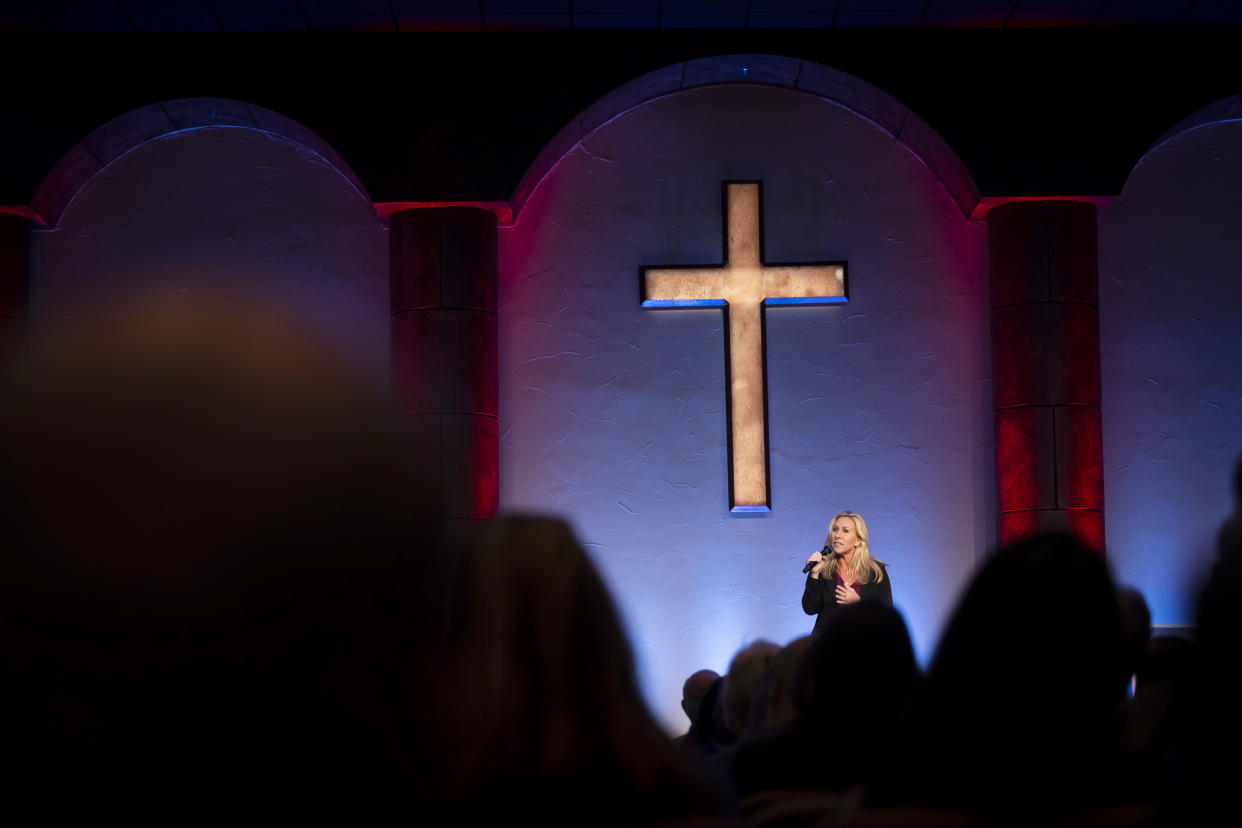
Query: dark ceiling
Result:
<box><xmin>5</xmin><ymin>1</ymin><xmax>1242</xmax><ymax>33</ymax></box>
<box><xmin>1</xmin><ymin>6</ymin><xmax>1240</xmax><ymax>207</ymax></box>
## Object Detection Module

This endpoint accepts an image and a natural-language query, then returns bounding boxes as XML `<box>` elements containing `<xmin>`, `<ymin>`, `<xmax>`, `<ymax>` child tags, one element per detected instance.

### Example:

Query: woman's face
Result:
<box><xmin>830</xmin><ymin>516</ymin><xmax>861</xmax><ymax>560</ymax></box>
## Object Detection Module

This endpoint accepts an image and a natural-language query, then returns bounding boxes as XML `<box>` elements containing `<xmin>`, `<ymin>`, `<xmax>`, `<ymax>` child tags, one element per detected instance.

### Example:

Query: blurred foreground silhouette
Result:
<box><xmin>0</xmin><ymin>297</ymin><xmax>442</xmax><ymax>817</ymax></box>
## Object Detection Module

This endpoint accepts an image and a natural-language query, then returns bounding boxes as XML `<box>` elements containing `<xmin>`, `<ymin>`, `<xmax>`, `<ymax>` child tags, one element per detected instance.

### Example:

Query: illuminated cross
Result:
<box><xmin>641</xmin><ymin>181</ymin><xmax>847</xmax><ymax>513</ymax></box>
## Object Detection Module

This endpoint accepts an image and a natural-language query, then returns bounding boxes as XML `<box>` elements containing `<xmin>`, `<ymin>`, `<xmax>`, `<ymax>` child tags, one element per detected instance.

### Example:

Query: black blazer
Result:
<box><xmin>801</xmin><ymin>564</ymin><xmax>892</xmax><ymax>633</ymax></box>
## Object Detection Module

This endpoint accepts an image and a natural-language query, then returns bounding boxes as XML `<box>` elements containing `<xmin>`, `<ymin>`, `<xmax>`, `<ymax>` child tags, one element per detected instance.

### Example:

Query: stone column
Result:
<box><xmin>0</xmin><ymin>211</ymin><xmax>31</xmax><ymax>358</ymax></box>
<box><xmin>390</xmin><ymin>207</ymin><xmax>498</xmax><ymax>522</ymax></box>
<box><xmin>989</xmin><ymin>201</ymin><xmax>1104</xmax><ymax>552</ymax></box>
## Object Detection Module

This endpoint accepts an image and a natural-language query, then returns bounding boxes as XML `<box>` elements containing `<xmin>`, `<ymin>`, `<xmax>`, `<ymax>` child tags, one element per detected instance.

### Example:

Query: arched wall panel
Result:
<box><xmin>1101</xmin><ymin>112</ymin><xmax>1242</xmax><ymax>626</ymax></box>
<box><xmin>32</xmin><ymin>122</ymin><xmax>388</xmax><ymax>388</ymax></box>
<box><xmin>500</xmin><ymin>76</ymin><xmax>992</xmax><ymax>730</ymax></box>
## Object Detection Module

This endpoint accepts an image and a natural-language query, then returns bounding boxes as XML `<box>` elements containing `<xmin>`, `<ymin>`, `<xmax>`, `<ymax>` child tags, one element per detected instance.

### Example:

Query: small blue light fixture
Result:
<box><xmin>741</xmin><ymin>66</ymin><xmax>749</xmax><ymax>75</ymax></box>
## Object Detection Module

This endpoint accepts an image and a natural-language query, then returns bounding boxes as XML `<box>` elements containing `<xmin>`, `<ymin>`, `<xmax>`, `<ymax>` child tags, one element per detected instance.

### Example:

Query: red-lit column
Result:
<box><xmin>989</xmin><ymin>201</ymin><xmax>1104</xmax><ymax>553</ymax></box>
<box><xmin>0</xmin><ymin>212</ymin><xmax>31</xmax><ymax>357</ymax></box>
<box><xmin>390</xmin><ymin>207</ymin><xmax>498</xmax><ymax>521</ymax></box>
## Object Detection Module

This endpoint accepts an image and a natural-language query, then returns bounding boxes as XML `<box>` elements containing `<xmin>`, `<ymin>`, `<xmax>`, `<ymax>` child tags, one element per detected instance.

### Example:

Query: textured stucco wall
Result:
<box><xmin>31</xmin><ymin>127</ymin><xmax>389</xmax><ymax>387</ymax></box>
<box><xmin>1101</xmin><ymin>120</ymin><xmax>1242</xmax><ymax>626</ymax></box>
<box><xmin>499</xmin><ymin>84</ymin><xmax>992</xmax><ymax>731</ymax></box>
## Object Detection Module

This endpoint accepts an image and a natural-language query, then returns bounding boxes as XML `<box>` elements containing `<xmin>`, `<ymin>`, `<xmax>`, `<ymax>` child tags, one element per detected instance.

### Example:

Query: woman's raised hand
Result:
<box><xmin>805</xmin><ymin>550</ymin><xmax>824</xmax><ymax>578</ymax></box>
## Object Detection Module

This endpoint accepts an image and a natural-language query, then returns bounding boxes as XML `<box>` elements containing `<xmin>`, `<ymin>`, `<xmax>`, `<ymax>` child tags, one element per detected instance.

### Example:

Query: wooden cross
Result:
<box><xmin>641</xmin><ymin>181</ymin><xmax>848</xmax><ymax>512</ymax></box>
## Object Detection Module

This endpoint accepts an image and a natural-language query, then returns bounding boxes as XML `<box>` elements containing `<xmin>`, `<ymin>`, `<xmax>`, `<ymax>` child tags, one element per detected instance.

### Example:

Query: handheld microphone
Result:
<box><xmin>802</xmin><ymin>544</ymin><xmax>831</xmax><ymax>573</ymax></box>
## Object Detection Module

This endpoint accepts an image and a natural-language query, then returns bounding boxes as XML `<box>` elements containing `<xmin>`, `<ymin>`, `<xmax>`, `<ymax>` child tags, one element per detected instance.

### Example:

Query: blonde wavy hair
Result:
<box><xmin>812</xmin><ymin>511</ymin><xmax>886</xmax><ymax>584</ymax></box>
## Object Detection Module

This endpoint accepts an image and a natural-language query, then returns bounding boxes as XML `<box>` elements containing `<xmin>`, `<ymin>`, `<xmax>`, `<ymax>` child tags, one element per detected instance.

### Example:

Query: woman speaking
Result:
<box><xmin>802</xmin><ymin>511</ymin><xmax>892</xmax><ymax>633</ymax></box>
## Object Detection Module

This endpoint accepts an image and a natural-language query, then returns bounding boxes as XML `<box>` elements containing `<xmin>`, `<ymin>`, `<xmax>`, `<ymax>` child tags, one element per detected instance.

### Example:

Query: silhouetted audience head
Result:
<box><xmin>1138</xmin><ymin>633</ymin><xmax>1195</xmax><ymax>688</ymax></box>
<box><xmin>1116</xmin><ymin>585</ymin><xmax>1152</xmax><ymax>681</ymax></box>
<box><xmin>1215</xmin><ymin>457</ymin><xmax>1242</xmax><ymax>558</ymax></box>
<box><xmin>1201</xmin><ymin>456</ymin><xmax>1242</xmax><ymax>648</ymax></box>
<box><xmin>720</xmin><ymin>640</ymin><xmax>781</xmax><ymax>743</ymax></box>
<box><xmin>1197</xmin><ymin>457</ymin><xmax>1242</xmax><ymax>686</ymax></box>
<box><xmin>431</xmin><ymin>514</ymin><xmax>727</xmax><ymax>822</ymax></box>
<box><xmin>682</xmin><ymin>668</ymin><xmax>721</xmax><ymax>727</ymax></box>
<box><xmin>683</xmin><ymin>674</ymin><xmax>726</xmax><ymax>754</ymax></box>
<box><xmin>727</xmin><ymin>604</ymin><xmax>917</xmax><ymax>800</ymax></box>
<box><xmin>797</xmin><ymin>602</ymin><xmax>917</xmax><ymax>726</ymax></box>
<box><xmin>743</xmin><ymin>636</ymin><xmax>812</xmax><ymax>738</ymax></box>
<box><xmin>799</xmin><ymin>602</ymin><xmax>917</xmax><ymax>791</ymax></box>
<box><xmin>1181</xmin><ymin>455</ymin><xmax>1242</xmax><ymax>822</ymax></box>
<box><xmin>876</xmin><ymin>532</ymin><xmax>1127</xmax><ymax>819</ymax></box>
<box><xmin>0</xmin><ymin>297</ymin><xmax>438</xmax><ymax>816</ymax></box>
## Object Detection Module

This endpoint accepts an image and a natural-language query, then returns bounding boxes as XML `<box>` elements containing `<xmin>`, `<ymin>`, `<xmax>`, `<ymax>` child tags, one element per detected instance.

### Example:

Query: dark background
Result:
<box><xmin>2</xmin><ymin>26</ymin><xmax>1239</xmax><ymax>205</ymax></box>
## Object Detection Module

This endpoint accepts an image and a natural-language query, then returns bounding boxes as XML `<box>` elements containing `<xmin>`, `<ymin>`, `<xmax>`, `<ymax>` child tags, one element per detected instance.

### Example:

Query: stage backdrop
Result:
<box><xmin>28</xmin><ymin>70</ymin><xmax>1240</xmax><ymax>734</ymax></box>
<box><xmin>498</xmin><ymin>63</ymin><xmax>992</xmax><ymax>730</ymax></box>
<box><xmin>1100</xmin><ymin>103</ymin><xmax>1242</xmax><ymax>629</ymax></box>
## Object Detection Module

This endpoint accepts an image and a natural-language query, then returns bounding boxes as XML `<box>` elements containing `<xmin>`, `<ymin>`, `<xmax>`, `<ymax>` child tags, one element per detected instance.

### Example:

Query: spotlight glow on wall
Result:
<box><xmin>641</xmin><ymin>181</ymin><xmax>848</xmax><ymax>513</ymax></box>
